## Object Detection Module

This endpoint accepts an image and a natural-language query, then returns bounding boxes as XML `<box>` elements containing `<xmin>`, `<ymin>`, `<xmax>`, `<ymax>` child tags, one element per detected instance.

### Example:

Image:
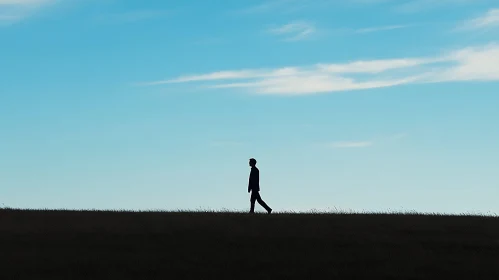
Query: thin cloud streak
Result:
<box><xmin>209</xmin><ymin>75</ymin><xmax>419</xmax><ymax>95</ymax></box>
<box><xmin>458</xmin><ymin>8</ymin><xmax>499</xmax><ymax>30</ymax></box>
<box><xmin>140</xmin><ymin>43</ymin><xmax>499</xmax><ymax>95</ymax></box>
<box><xmin>268</xmin><ymin>21</ymin><xmax>316</xmax><ymax>41</ymax></box>
<box><xmin>140</xmin><ymin>68</ymin><xmax>301</xmax><ymax>86</ymax></box>
<box><xmin>355</xmin><ymin>24</ymin><xmax>412</xmax><ymax>33</ymax></box>
<box><xmin>316</xmin><ymin>58</ymin><xmax>438</xmax><ymax>74</ymax></box>
<box><xmin>0</xmin><ymin>0</ymin><xmax>51</xmax><ymax>4</ymax></box>
<box><xmin>326</xmin><ymin>132</ymin><xmax>407</xmax><ymax>149</ymax></box>
<box><xmin>0</xmin><ymin>0</ymin><xmax>54</xmax><ymax>23</ymax></box>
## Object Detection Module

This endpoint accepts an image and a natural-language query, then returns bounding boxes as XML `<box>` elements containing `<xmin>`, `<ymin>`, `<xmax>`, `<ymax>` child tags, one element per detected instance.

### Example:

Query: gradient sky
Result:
<box><xmin>1</xmin><ymin>0</ymin><xmax>498</xmax><ymax>214</ymax></box>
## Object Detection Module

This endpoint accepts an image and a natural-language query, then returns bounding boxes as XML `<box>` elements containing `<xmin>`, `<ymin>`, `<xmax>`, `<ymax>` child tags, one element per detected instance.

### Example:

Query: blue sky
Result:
<box><xmin>1</xmin><ymin>0</ymin><xmax>498</xmax><ymax>214</ymax></box>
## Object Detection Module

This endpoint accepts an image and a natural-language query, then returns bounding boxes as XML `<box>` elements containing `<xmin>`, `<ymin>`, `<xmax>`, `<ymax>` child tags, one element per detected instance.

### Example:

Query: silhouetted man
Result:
<box><xmin>248</xmin><ymin>158</ymin><xmax>272</xmax><ymax>214</ymax></box>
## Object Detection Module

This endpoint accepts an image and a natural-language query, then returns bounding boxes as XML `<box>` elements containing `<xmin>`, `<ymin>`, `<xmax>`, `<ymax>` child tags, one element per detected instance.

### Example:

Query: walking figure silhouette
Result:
<box><xmin>248</xmin><ymin>158</ymin><xmax>272</xmax><ymax>214</ymax></box>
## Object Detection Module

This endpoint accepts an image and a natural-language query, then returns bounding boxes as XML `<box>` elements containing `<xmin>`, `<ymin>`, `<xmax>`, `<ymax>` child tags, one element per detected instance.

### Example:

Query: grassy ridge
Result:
<box><xmin>1</xmin><ymin>209</ymin><xmax>498</xmax><ymax>279</ymax></box>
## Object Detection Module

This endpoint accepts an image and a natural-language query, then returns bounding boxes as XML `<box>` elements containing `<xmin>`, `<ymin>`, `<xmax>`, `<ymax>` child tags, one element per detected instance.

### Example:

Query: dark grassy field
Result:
<box><xmin>1</xmin><ymin>209</ymin><xmax>498</xmax><ymax>280</ymax></box>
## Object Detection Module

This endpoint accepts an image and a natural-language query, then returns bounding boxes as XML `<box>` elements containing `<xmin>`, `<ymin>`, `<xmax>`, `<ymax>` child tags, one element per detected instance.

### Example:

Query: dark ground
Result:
<box><xmin>0</xmin><ymin>209</ymin><xmax>498</xmax><ymax>280</ymax></box>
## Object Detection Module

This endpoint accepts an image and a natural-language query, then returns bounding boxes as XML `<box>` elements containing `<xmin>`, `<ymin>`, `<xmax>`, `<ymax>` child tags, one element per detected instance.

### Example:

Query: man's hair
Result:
<box><xmin>249</xmin><ymin>158</ymin><xmax>257</xmax><ymax>165</ymax></box>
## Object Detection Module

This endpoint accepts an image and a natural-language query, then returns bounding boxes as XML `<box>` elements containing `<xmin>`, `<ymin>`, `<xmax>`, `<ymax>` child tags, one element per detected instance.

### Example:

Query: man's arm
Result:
<box><xmin>248</xmin><ymin>169</ymin><xmax>252</xmax><ymax>193</ymax></box>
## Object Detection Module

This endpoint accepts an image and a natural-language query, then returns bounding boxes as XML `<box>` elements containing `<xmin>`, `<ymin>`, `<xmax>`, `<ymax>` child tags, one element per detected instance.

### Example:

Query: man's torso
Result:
<box><xmin>249</xmin><ymin>167</ymin><xmax>260</xmax><ymax>192</ymax></box>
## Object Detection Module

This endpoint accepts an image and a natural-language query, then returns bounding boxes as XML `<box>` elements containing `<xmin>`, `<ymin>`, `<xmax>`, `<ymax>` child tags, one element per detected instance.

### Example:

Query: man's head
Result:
<box><xmin>249</xmin><ymin>158</ymin><xmax>257</xmax><ymax>167</ymax></box>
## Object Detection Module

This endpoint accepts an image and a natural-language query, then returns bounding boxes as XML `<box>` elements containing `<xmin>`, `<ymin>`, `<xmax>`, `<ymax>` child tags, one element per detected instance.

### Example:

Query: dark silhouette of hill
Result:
<box><xmin>0</xmin><ymin>209</ymin><xmax>497</xmax><ymax>279</ymax></box>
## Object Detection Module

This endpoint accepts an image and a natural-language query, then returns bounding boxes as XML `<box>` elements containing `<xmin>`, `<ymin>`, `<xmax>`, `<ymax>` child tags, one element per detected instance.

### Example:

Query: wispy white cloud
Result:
<box><xmin>355</xmin><ymin>24</ymin><xmax>412</xmax><ymax>34</ymax></box>
<box><xmin>140</xmin><ymin>70</ymin><xmax>264</xmax><ymax>86</ymax></box>
<box><xmin>458</xmin><ymin>8</ymin><xmax>499</xmax><ymax>30</ymax></box>
<box><xmin>326</xmin><ymin>132</ymin><xmax>406</xmax><ymax>149</ymax></box>
<box><xmin>141</xmin><ymin>43</ymin><xmax>499</xmax><ymax>95</ymax></box>
<box><xmin>139</xmin><ymin>67</ymin><xmax>302</xmax><ymax>86</ymax></box>
<box><xmin>316</xmin><ymin>58</ymin><xmax>438</xmax><ymax>74</ymax></box>
<box><xmin>268</xmin><ymin>21</ymin><xmax>316</xmax><ymax>41</ymax></box>
<box><xmin>329</xmin><ymin>141</ymin><xmax>373</xmax><ymax>148</ymax></box>
<box><xmin>210</xmin><ymin>75</ymin><xmax>418</xmax><ymax>95</ymax></box>
<box><xmin>0</xmin><ymin>0</ymin><xmax>51</xmax><ymax>4</ymax></box>
<box><xmin>0</xmin><ymin>0</ymin><xmax>53</xmax><ymax>24</ymax></box>
<box><xmin>431</xmin><ymin>44</ymin><xmax>499</xmax><ymax>81</ymax></box>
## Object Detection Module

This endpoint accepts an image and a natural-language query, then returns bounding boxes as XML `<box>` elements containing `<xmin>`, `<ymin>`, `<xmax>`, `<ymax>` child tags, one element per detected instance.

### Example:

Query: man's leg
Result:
<box><xmin>249</xmin><ymin>192</ymin><xmax>256</xmax><ymax>213</ymax></box>
<box><xmin>256</xmin><ymin>192</ymin><xmax>272</xmax><ymax>214</ymax></box>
